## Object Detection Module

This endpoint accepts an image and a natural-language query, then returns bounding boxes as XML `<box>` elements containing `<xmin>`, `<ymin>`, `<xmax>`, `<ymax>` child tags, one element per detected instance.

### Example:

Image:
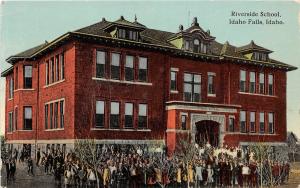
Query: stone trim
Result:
<box><xmin>166</xmin><ymin>129</ymin><xmax>189</xmax><ymax>133</ymax></box>
<box><xmin>90</xmin><ymin>128</ymin><xmax>151</xmax><ymax>132</ymax></box>
<box><xmin>43</xmin><ymin>79</ymin><xmax>65</xmax><ymax>88</ymax></box>
<box><xmin>14</xmin><ymin>88</ymin><xmax>35</xmax><ymax>92</ymax></box>
<box><xmin>191</xmin><ymin>113</ymin><xmax>226</xmax><ymax>146</ymax></box>
<box><xmin>171</xmin><ymin>67</ymin><xmax>179</xmax><ymax>72</ymax></box>
<box><xmin>166</xmin><ymin>104</ymin><xmax>238</xmax><ymax>113</ymax></box>
<box><xmin>238</xmin><ymin>92</ymin><xmax>277</xmax><ymax>98</ymax></box>
<box><xmin>92</xmin><ymin>77</ymin><xmax>152</xmax><ymax>86</ymax></box>
<box><xmin>239</xmin><ymin>141</ymin><xmax>287</xmax><ymax>146</ymax></box>
<box><xmin>6</xmin><ymin>139</ymin><xmax>165</xmax><ymax>145</ymax></box>
<box><xmin>170</xmin><ymin>90</ymin><xmax>179</xmax><ymax>94</ymax></box>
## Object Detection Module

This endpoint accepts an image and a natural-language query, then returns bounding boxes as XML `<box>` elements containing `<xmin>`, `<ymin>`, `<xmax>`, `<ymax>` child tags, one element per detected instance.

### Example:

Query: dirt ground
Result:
<box><xmin>279</xmin><ymin>162</ymin><xmax>300</xmax><ymax>188</ymax></box>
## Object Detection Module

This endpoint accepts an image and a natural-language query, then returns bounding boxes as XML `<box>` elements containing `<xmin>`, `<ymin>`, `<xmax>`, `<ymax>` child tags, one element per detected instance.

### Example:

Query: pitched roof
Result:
<box><xmin>3</xmin><ymin>16</ymin><xmax>297</xmax><ymax>72</ymax></box>
<box><xmin>8</xmin><ymin>42</ymin><xmax>48</xmax><ymax>59</ymax></box>
<box><xmin>237</xmin><ymin>40</ymin><xmax>272</xmax><ymax>53</ymax></box>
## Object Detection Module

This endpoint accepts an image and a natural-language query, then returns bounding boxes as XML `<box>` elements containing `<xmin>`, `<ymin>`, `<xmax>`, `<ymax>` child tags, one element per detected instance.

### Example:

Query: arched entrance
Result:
<box><xmin>195</xmin><ymin>120</ymin><xmax>219</xmax><ymax>147</ymax></box>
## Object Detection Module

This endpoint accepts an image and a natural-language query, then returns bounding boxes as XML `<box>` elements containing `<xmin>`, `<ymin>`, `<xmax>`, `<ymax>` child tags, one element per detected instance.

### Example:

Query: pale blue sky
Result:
<box><xmin>0</xmin><ymin>1</ymin><xmax>299</xmax><ymax>137</ymax></box>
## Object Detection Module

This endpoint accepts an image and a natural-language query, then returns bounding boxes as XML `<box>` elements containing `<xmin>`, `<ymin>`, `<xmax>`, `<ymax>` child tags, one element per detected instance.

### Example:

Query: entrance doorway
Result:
<box><xmin>195</xmin><ymin>120</ymin><xmax>219</xmax><ymax>147</ymax></box>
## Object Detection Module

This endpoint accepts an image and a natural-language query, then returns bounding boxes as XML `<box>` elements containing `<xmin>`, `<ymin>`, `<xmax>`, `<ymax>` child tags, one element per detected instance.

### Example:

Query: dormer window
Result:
<box><xmin>191</xmin><ymin>39</ymin><xmax>207</xmax><ymax>53</ymax></box>
<box><xmin>118</xmin><ymin>29</ymin><xmax>126</xmax><ymax>39</ymax></box>
<box><xmin>193</xmin><ymin>39</ymin><xmax>200</xmax><ymax>52</ymax></box>
<box><xmin>184</xmin><ymin>41</ymin><xmax>190</xmax><ymax>50</ymax></box>
<box><xmin>253</xmin><ymin>52</ymin><xmax>268</xmax><ymax>61</ymax></box>
<box><xmin>117</xmin><ymin>28</ymin><xmax>138</xmax><ymax>41</ymax></box>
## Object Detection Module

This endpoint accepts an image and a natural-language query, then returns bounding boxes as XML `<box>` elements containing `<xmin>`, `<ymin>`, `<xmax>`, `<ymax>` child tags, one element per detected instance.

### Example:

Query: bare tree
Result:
<box><xmin>250</xmin><ymin>143</ymin><xmax>288</xmax><ymax>187</ymax></box>
<box><xmin>74</xmin><ymin>139</ymin><xmax>102</xmax><ymax>188</ymax></box>
<box><xmin>173</xmin><ymin>135</ymin><xmax>198</xmax><ymax>188</ymax></box>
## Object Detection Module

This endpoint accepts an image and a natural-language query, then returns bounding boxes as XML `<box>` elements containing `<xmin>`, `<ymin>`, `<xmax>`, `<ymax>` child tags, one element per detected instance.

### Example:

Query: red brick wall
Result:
<box><xmin>73</xmin><ymin>41</ymin><xmax>167</xmax><ymax>140</ymax></box>
<box><xmin>4</xmin><ymin>39</ymin><xmax>288</xmax><ymax>147</ymax></box>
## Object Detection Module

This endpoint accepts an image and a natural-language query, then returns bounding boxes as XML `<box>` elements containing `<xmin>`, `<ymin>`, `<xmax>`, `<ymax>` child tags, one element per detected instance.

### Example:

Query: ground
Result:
<box><xmin>0</xmin><ymin>161</ymin><xmax>57</xmax><ymax>188</ymax></box>
<box><xmin>1</xmin><ymin>161</ymin><xmax>300</xmax><ymax>188</ymax></box>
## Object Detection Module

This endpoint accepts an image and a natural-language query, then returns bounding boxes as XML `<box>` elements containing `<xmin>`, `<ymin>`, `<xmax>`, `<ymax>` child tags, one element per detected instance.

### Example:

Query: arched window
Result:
<box><xmin>193</xmin><ymin>39</ymin><xmax>200</xmax><ymax>52</ymax></box>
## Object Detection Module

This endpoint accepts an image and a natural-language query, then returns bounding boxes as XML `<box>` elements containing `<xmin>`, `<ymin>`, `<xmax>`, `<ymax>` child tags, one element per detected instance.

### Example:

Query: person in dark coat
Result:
<box><xmin>36</xmin><ymin>148</ymin><xmax>41</xmax><ymax>166</ymax></box>
<box><xmin>10</xmin><ymin>159</ymin><xmax>16</xmax><ymax>181</ymax></box>
<box><xmin>213</xmin><ymin>160</ymin><xmax>220</xmax><ymax>186</ymax></box>
<box><xmin>27</xmin><ymin>157</ymin><xmax>34</xmax><ymax>176</ymax></box>
<box><xmin>5</xmin><ymin>159</ymin><xmax>11</xmax><ymax>184</ymax></box>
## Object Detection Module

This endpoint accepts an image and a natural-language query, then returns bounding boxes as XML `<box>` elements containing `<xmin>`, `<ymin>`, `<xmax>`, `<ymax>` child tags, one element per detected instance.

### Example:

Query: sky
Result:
<box><xmin>0</xmin><ymin>1</ymin><xmax>299</xmax><ymax>138</ymax></box>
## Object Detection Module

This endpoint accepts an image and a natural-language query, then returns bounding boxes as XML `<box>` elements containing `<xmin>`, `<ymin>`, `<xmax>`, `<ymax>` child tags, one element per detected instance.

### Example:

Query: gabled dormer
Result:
<box><xmin>236</xmin><ymin>40</ymin><xmax>272</xmax><ymax>61</ymax></box>
<box><xmin>167</xmin><ymin>17</ymin><xmax>215</xmax><ymax>54</ymax></box>
<box><xmin>103</xmin><ymin>16</ymin><xmax>146</xmax><ymax>42</ymax></box>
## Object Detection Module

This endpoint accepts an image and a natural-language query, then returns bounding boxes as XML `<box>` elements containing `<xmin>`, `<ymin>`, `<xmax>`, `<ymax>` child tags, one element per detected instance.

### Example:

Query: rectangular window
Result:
<box><xmin>96</xmin><ymin>51</ymin><xmax>106</xmax><ymax>78</ymax></box>
<box><xmin>111</xmin><ymin>53</ymin><xmax>120</xmax><ymax>80</ymax></box>
<box><xmin>268</xmin><ymin>112</ymin><xmax>274</xmax><ymax>134</ymax></box>
<box><xmin>23</xmin><ymin>107</ymin><xmax>32</xmax><ymax>130</ymax></box>
<box><xmin>51</xmin><ymin>58</ymin><xmax>54</xmax><ymax>84</ymax></box>
<box><xmin>138</xmin><ymin>57</ymin><xmax>148</xmax><ymax>82</ymax></box>
<box><xmin>125</xmin><ymin>55</ymin><xmax>134</xmax><ymax>81</ymax></box>
<box><xmin>268</xmin><ymin>74</ymin><xmax>274</xmax><ymax>95</ymax></box>
<box><xmin>96</xmin><ymin>101</ymin><xmax>105</xmax><ymax>128</ymax></box>
<box><xmin>24</xmin><ymin>65</ymin><xmax>32</xmax><ymax>89</ymax></box>
<box><xmin>60</xmin><ymin>53</ymin><xmax>65</xmax><ymax>80</ymax></box>
<box><xmin>240</xmin><ymin>111</ymin><xmax>246</xmax><ymax>133</ymax></box>
<box><xmin>125</xmin><ymin>103</ymin><xmax>133</xmax><ymax>128</ymax></box>
<box><xmin>138</xmin><ymin>104</ymin><xmax>147</xmax><ymax>128</ymax></box>
<box><xmin>184</xmin><ymin>73</ymin><xmax>201</xmax><ymax>102</ymax></box>
<box><xmin>259</xmin><ymin>112</ymin><xmax>265</xmax><ymax>133</ymax></box>
<box><xmin>55</xmin><ymin>55</ymin><xmax>59</xmax><ymax>82</ymax></box>
<box><xmin>54</xmin><ymin>102</ymin><xmax>58</xmax><ymax>129</ymax></box>
<box><xmin>259</xmin><ymin>73</ymin><xmax>264</xmax><ymax>94</ymax></box>
<box><xmin>9</xmin><ymin>77</ymin><xmax>14</xmax><ymax>99</ymax></box>
<box><xmin>8</xmin><ymin>112</ymin><xmax>13</xmax><ymax>132</ymax></box>
<box><xmin>118</xmin><ymin>29</ymin><xmax>126</xmax><ymax>38</ymax></box>
<box><xmin>50</xmin><ymin>103</ymin><xmax>53</xmax><ymax>129</ymax></box>
<box><xmin>184</xmin><ymin>41</ymin><xmax>190</xmax><ymax>50</ymax></box>
<box><xmin>228</xmin><ymin>117</ymin><xmax>234</xmax><ymax>132</ymax></box>
<box><xmin>15</xmin><ymin>67</ymin><xmax>18</xmax><ymax>89</ymax></box>
<box><xmin>110</xmin><ymin>102</ymin><xmax>120</xmax><ymax>129</ymax></box>
<box><xmin>15</xmin><ymin>107</ymin><xmax>18</xmax><ymax>130</ymax></box>
<box><xmin>170</xmin><ymin>71</ymin><xmax>177</xmax><ymax>91</ymax></box>
<box><xmin>249</xmin><ymin>72</ymin><xmax>256</xmax><ymax>93</ymax></box>
<box><xmin>45</xmin><ymin>104</ymin><xmax>48</xmax><ymax>129</ymax></box>
<box><xmin>46</xmin><ymin>61</ymin><xmax>49</xmax><ymax>85</ymax></box>
<box><xmin>250</xmin><ymin>112</ymin><xmax>256</xmax><ymax>132</ymax></box>
<box><xmin>181</xmin><ymin>115</ymin><xmax>187</xmax><ymax>130</ymax></box>
<box><xmin>207</xmin><ymin>74</ymin><xmax>215</xmax><ymax>95</ymax></box>
<box><xmin>60</xmin><ymin>101</ymin><xmax>64</xmax><ymax>128</ymax></box>
<box><xmin>240</xmin><ymin>70</ymin><xmax>246</xmax><ymax>92</ymax></box>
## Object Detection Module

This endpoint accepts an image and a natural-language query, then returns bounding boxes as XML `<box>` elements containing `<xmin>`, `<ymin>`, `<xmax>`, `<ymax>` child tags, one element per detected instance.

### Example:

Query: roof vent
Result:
<box><xmin>102</xmin><ymin>17</ymin><xmax>106</xmax><ymax>22</ymax></box>
<box><xmin>192</xmin><ymin>17</ymin><xmax>199</xmax><ymax>27</ymax></box>
<box><xmin>206</xmin><ymin>30</ymin><xmax>210</xmax><ymax>35</ymax></box>
<box><xmin>120</xmin><ymin>16</ymin><xmax>125</xmax><ymax>20</ymax></box>
<box><xmin>134</xmin><ymin>14</ymin><xmax>137</xmax><ymax>22</ymax></box>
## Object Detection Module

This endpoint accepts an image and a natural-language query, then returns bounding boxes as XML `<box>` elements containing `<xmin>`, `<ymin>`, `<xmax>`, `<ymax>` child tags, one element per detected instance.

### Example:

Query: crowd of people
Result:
<box><xmin>2</xmin><ymin>143</ymin><xmax>291</xmax><ymax>188</ymax></box>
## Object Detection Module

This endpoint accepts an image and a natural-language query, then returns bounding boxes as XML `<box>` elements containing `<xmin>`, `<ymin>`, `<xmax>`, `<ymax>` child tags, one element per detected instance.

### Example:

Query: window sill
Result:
<box><xmin>166</xmin><ymin>129</ymin><xmax>189</xmax><ymax>133</ymax></box>
<box><xmin>44</xmin><ymin>79</ymin><xmax>65</xmax><ymax>88</ymax></box>
<box><xmin>14</xmin><ymin>88</ymin><xmax>35</xmax><ymax>92</ymax></box>
<box><xmin>207</xmin><ymin>93</ymin><xmax>216</xmax><ymax>97</ymax></box>
<box><xmin>92</xmin><ymin>77</ymin><xmax>152</xmax><ymax>86</ymax></box>
<box><xmin>17</xmin><ymin>129</ymin><xmax>33</xmax><ymax>132</ymax></box>
<box><xmin>226</xmin><ymin>132</ymin><xmax>276</xmax><ymax>136</ymax></box>
<box><xmin>44</xmin><ymin>128</ymin><xmax>64</xmax><ymax>131</ymax></box>
<box><xmin>238</xmin><ymin>92</ymin><xmax>277</xmax><ymax>97</ymax></box>
<box><xmin>91</xmin><ymin>128</ymin><xmax>151</xmax><ymax>132</ymax></box>
<box><xmin>170</xmin><ymin>90</ymin><xmax>178</xmax><ymax>94</ymax></box>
